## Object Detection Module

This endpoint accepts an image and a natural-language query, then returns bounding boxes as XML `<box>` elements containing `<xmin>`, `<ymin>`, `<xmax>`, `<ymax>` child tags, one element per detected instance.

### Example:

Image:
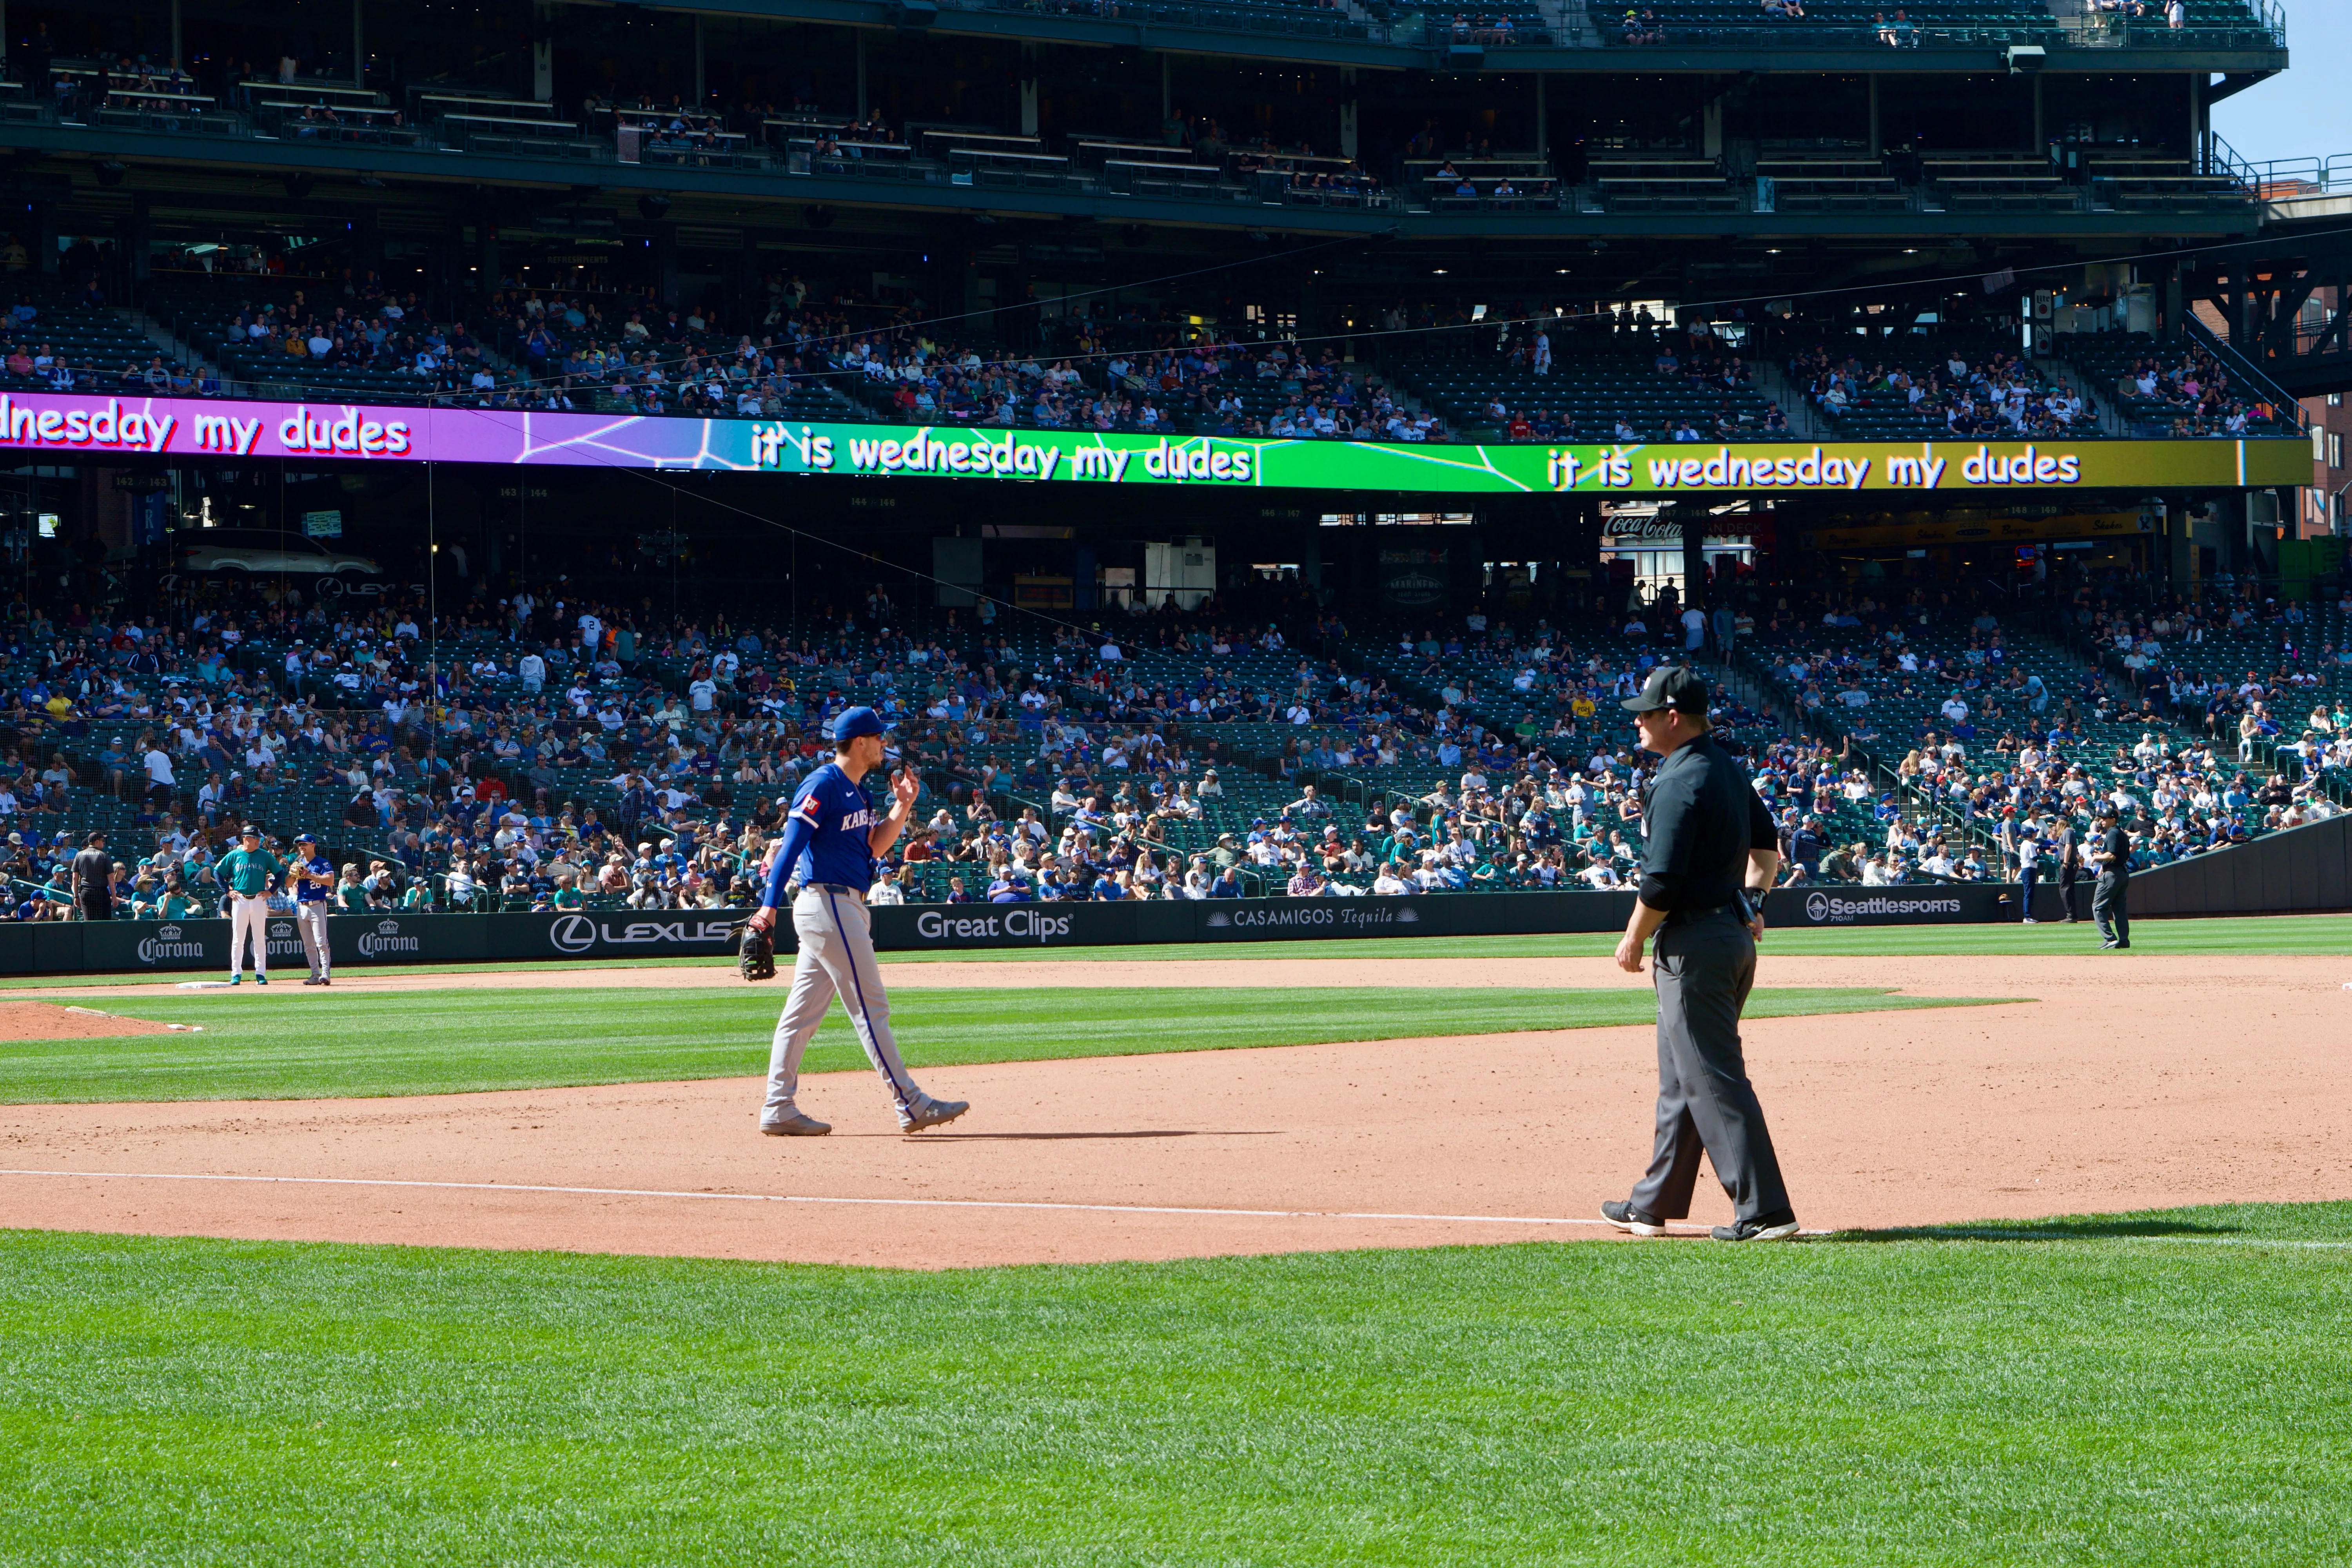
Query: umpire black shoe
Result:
<box><xmin>1599</xmin><ymin>1200</ymin><xmax>1670</xmax><ymax>1238</ymax></box>
<box><xmin>1711</xmin><ymin>1211</ymin><xmax>1802</xmax><ymax>1243</ymax></box>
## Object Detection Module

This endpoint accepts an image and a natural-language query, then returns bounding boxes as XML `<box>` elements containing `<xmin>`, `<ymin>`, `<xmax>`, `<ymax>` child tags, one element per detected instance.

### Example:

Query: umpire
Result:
<box><xmin>2089</xmin><ymin>804</ymin><xmax>2132</xmax><ymax>949</ymax></box>
<box><xmin>1601</xmin><ymin>666</ymin><xmax>1801</xmax><ymax>1243</ymax></box>
<box><xmin>69</xmin><ymin>831</ymin><xmax>115</xmax><ymax>921</ymax></box>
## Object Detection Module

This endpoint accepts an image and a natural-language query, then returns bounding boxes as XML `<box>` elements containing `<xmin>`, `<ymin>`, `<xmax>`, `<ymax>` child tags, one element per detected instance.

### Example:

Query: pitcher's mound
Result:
<box><xmin>0</xmin><ymin>1002</ymin><xmax>189</xmax><ymax>1042</ymax></box>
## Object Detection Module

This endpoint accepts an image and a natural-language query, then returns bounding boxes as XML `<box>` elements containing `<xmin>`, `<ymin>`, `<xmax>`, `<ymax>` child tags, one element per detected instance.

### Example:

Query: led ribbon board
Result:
<box><xmin>0</xmin><ymin>393</ymin><xmax>2307</xmax><ymax>494</ymax></box>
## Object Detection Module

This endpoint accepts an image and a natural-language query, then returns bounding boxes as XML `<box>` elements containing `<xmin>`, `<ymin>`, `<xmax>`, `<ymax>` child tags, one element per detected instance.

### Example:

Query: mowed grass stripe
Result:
<box><xmin>872</xmin><ymin>911</ymin><xmax>2352</xmax><ymax>963</ymax></box>
<box><xmin>0</xmin><ymin>909</ymin><xmax>2339</xmax><ymax>993</ymax></box>
<box><xmin>0</xmin><ymin>987</ymin><xmax>2013</xmax><ymax>1105</ymax></box>
<box><xmin>1</xmin><ymin>1203</ymin><xmax>2347</xmax><ymax>1563</ymax></box>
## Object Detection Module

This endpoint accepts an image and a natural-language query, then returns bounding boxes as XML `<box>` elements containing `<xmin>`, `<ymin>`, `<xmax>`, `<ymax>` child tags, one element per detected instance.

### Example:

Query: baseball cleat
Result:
<box><xmin>1599</xmin><ymin>1200</ymin><xmax>1670</xmax><ymax>1238</ymax></box>
<box><xmin>228</xmin><ymin>975</ymin><xmax>242</xmax><ymax>986</ymax></box>
<box><xmin>759</xmin><ymin>1108</ymin><xmax>833</xmax><ymax>1137</ymax></box>
<box><xmin>1711</xmin><ymin>1212</ymin><xmax>1802</xmax><ymax>1243</ymax></box>
<box><xmin>319</xmin><ymin>977</ymin><xmax>332</xmax><ymax>985</ymax></box>
<box><xmin>899</xmin><ymin>1096</ymin><xmax>969</xmax><ymax>1133</ymax></box>
<box><xmin>255</xmin><ymin>974</ymin><xmax>268</xmax><ymax>985</ymax></box>
<box><xmin>303</xmin><ymin>976</ymin><xmax>323</xmax><ymax>986</ymax></box>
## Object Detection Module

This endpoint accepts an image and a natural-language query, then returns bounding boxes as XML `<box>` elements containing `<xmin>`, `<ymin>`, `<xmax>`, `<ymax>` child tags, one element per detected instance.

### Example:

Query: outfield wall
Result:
<box><xmin>2125</xmin><ymin>813</ymin><xmax>2352</xmax><ymax>918</ymax></box>
<box><xmin>0</xmin><ymin>885</ymin><xmax>2036</xmax><ymax>976</ymax></box>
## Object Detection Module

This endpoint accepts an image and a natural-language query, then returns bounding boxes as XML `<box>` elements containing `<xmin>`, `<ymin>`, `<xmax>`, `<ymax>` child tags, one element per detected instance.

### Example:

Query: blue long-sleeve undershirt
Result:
<box><xmin>762</xmin><ymin>813</ymin><xmax>817</xmax><ymax>907</ymax></box>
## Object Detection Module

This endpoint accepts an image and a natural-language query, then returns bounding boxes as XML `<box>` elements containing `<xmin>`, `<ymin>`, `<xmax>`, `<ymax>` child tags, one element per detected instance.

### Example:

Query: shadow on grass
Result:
<box><xmin>1821</xmin><ymin>1216</ymin><xmax>2245</xmax><ymax>1244</ymax></box>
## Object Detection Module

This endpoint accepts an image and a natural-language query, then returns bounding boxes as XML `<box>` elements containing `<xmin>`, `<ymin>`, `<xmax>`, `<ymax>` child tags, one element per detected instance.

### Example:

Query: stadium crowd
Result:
<box><xmin>2</xmin><ymin>560</ymin><xmax>2341</xmax><ymax>922</ymax></box>
<box><xmin>1737</xmin><ymin>573</ymin><xmax>2350</xmax><ymax>883</ymax></box>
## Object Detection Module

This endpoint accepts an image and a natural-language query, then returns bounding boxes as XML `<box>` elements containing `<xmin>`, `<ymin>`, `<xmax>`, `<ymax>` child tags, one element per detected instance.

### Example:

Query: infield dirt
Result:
<box><xmin>0</xmin><ymin>1001</ymin><xmax>183</xmax><ymax>1042</ymax></box>
<box><xmin>2</xmin><ymin>953</ymin><xmax>2345</xmax><ymax>1267</ymax></box>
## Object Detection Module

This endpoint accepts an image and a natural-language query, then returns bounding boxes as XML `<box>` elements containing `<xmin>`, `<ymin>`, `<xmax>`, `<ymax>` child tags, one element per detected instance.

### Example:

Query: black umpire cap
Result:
<box><xmin>1621</xmin><ymin>665</ymin><xmax>1710</xmax><ymax>715</ymax></box>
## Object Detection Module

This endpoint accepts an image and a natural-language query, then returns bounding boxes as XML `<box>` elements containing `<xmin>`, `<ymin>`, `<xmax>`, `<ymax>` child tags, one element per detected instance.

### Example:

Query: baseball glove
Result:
<box><xmin>735</xmin><ymin>920</ymin><xmax>777</xmax><ymax>982</ymax></box>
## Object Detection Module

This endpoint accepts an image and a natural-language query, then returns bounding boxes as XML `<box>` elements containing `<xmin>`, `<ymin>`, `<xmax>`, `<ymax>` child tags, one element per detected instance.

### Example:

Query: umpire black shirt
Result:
<box><xmin>71</xmin><ymin>847</ymin><xmax>112</xmax><ymax>904</ymax></box>
<box><xmin>1639</xmin><ymin>733</ymin><xmax>1778</xmax><ymax>913</ymax></box>
<box><xmin>2097</xmin><ymin>825</ymin><xmax>2131</xmax><ymax>882</ymax></box>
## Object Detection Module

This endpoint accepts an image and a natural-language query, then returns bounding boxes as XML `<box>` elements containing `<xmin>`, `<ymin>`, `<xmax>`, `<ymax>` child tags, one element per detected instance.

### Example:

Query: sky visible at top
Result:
<box><xmin>2209</xmin><ymin>7</ymin><xmax>2348</xmax><ymax>168</ymax></box>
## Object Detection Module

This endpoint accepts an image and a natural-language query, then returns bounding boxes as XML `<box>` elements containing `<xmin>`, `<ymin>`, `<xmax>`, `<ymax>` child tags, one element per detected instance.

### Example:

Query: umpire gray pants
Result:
<box><xmin>2093</xmin><ymin>873</ymin><xmax>2130</xmax><ymax>947</ymax></box>
<box><xmin>296</xmin><ymin>901</ymin><xmax>332</xmax><ymax>978</ymax></box>
<box><xmin>763</xmin><ymin>884</ymin><xmax>922</xmax><ymax>1122</ymax></box>
<box><xmin>1629</xmin><ymin>911</ymin><xmax>1793</xmax><ymax>1224</ymax></box>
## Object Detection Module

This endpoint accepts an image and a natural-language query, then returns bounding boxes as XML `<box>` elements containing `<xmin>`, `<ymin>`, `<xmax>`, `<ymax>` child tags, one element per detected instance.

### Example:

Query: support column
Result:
<box><xmin>693</xmin><ymin>14</ymin><xmax>705</xmax><ymax>109</ymax></box>
<box><xmin>855</xmin><ymin>31</ymin><xmax>867</xmax><ymax>119</ymax></box>
<box><xmin>736</xmin><ymin>231</ymin><xmax>760</xmax><ymax>325</ymax></box>
<box><xmin>1681</xmin><ymin>507</ymin><xmax>1707</xmax><ymax>615</ymax></box>
<box><xmin>1161</xmin><ymin>54</ymin><xmax>1171</xmax><ymax>122</ymax></box>
<box><xmin>653</xmin><ymin>223</ymin><xmax>679</xmax><ymax>309</ymax></box>
<box><xmin>1534</xmin><ymin>70</ymin><xmax>1546</xmax><ymax>160</ymax></box>
<box><xmin>532</xmin><ymin>0</ymin><xmax>553</xmax><ymax>103</ymax></box>
<box><xmin>1019</xmin><ymin>43</ymin><xmax>1038</xmax><ymax>137</ymax></box>
<box><xmin>171</xmin><ymin>0</ymin><xmax>182</xmax><ymax>69</ymax></box>
<box><xmin>33</xmin><ymin>203</ymin><xmax>55</xmax><ymax>276</ymax></box>
<box><xmin>352</xmin><ymin>0</ymin><xmax>364</xmax><ymax>88</ymax></box>
<box><xmin>1867</xmin><ymin>74</ymin><xmax>1880</xmax><ymax>157</ymax></box>
<box><xmin>2032</xmin><ymin>73</ymin><xmax>2043</xmax><ymax>154</ymax></box>
<box><xmin>435</xmin><ymin>220</ymin><xmax>461</xmax><ymax>314</ymax></box>
<box><xmin>2187</xmin><ymin>71</ymin><xmax>2202</xmax><ymax>168</ymax></box>
<box><xmin>125</xmin><ymin>196</ymin><xmax>152</xmax><ymax>288</ymax></box>
<box><xmin>356</xmin><ymin>207</ymin><xmax>383</xmax><ymax>286</ymax></box>
<box><xmin>1339</xmin><ymin>66</ymin><xmax>1358</xmax><ymax>160</ymax></box>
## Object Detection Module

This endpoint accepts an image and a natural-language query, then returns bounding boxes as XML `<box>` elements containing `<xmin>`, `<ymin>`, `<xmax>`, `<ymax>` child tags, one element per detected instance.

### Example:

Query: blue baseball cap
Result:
<box><xmin>295</xmin><ymin>832</ymin><xmax>316</xmax><ymax>844</ymax></box>
<box><xmin>832</xmin><ymin>706</ymin><xmax>889</xmax><ymax>742</ymax></box>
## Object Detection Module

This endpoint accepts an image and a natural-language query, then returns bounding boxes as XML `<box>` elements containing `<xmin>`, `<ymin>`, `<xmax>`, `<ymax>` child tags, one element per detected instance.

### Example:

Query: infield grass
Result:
<box><xmin>1</xmin><ymin>1201</ymin><xmax>2346</xmax><ymax>1564</ymax></box>
<box><xmin>0</xmin><ymin>986</ymin><xmax>2009</xmax><ymax>1104</ymax></box>
<box><xmin>0</xmin><ymin>909</ymin><xmax>2339</xmax><ymax>991</ymax></box>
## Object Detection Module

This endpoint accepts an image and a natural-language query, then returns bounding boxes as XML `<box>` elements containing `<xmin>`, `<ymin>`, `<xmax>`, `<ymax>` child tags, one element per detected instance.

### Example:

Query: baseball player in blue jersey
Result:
<box><xmin>748</xmin><ymin>706</ymin><xmax>969</xmax><ymax>1136</ymax></box>
<box><xmin>291</xmin><ymin>832</ymin><xmax>336</xmax><ymax>985</ymax></box>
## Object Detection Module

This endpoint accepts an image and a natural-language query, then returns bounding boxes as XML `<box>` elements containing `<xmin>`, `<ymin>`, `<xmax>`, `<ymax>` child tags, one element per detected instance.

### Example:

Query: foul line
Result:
<box><xmin>0</xmin><ymin>1167</ymin><xmax>1727</xmax><ymax>1232</ymax></box>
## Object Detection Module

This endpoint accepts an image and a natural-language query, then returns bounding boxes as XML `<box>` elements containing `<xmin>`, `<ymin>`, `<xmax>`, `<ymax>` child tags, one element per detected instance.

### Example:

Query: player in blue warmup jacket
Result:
<box><xmin>747</xmin><ymin>706</ymin><xmax>969</xmax><ymax>1136</ymax></box>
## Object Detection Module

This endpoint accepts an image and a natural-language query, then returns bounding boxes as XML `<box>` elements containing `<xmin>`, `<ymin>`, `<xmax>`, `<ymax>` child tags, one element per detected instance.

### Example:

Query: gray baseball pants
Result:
<box><xmin>1628</xmin><ymin>910</ymin><xmax>1793</xmax><ymax>1224</ymax></box>
<box><xmin>296</xmin><ymin>902</ymin><xmax>332</xmax><ymax>978</ymax></box>
<box><xmin>763</xmin><ymin>884</ymin><xmax>922</xmax><ymax>1122</ymax></box>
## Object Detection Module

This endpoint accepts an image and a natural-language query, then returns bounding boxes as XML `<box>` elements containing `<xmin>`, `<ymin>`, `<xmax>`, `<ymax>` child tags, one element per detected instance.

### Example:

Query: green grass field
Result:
<box><xmin>2</xmin><ymin>1203</ymin><xmax>2347</xmax><ymax>1564</ymax></box>
<box><xmin>0</xmin><ymin>913</ymin><xmax>2328</xmax><ymax>1562</ymax></box>
<box><xmin>0</xmin><ymin>909</ymin><xmax>2340</xmax><ymax>992</ymax></box>
<box><xmin>0</xmin><ymin>986</ymin><xmax>2007</xmax><ymax>1104</ymax></box>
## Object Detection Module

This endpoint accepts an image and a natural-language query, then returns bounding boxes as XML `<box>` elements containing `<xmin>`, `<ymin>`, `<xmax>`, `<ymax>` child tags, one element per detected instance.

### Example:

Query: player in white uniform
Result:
<box><xmin>213</xmin><ymin>826</ymin><xmax>283</xmax><ymax>985</ymax></box>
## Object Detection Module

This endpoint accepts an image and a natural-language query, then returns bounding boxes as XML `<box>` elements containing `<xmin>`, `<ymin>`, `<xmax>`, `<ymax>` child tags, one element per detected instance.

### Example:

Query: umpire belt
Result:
<box><xmin>1661</xmin><ymin>902</ymin><xmax>1735</xmax><ymax>927</ymax></box>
